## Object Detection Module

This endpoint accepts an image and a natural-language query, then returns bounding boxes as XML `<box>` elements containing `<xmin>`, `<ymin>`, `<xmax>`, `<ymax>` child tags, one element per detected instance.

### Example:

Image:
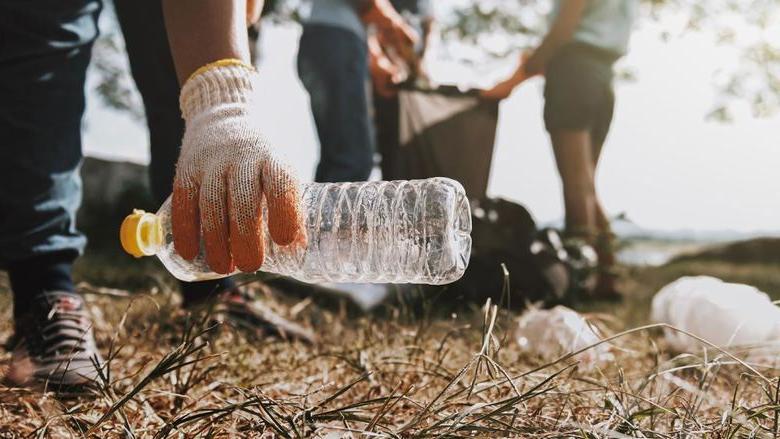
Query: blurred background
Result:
<box><xmin>82</xmin><ymin>0</ymin><xmax>779</xmax><ymax>265</ymax></box>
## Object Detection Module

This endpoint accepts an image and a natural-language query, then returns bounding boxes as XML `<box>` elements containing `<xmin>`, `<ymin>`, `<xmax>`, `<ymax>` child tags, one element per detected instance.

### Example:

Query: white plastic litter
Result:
<box><xmin>515</xmin><ymin>306</ymin><xmax>612</xmax><ymax>367</ymax></box>
<box><xmin>651</xmin><ymin>276</ymin><xmax>780</xmax><ymax>352</ymax></box>
<box><xmin>318</xmin><ymin>283</ymin><xmax>389</xmax><ymax>311</ymax></box>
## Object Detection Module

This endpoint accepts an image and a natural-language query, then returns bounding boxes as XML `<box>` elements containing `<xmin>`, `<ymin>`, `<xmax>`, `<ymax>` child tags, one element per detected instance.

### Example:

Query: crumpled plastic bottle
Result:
<box><xmin>651</xmin><ymin>276</ymin><xmax>780</xmax><ymax>353</ymax></box>
<box><xmin>515</xmin><ymin>305</ymin><xmax>612</xmax><ymax>368</ymax></box>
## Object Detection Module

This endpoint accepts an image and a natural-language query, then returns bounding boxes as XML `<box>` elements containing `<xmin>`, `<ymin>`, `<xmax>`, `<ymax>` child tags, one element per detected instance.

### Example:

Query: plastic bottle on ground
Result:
<box><xmin>651</xmin><ymin>276</ymin><xmax>780</xmax><ymax>352</ymax></box>
<box><xmin>120</xmin><ymin>178</ymin><xmax>472</xmax><ymax>285</ymax></box>
<box><xmin>515</xmin><ymin>305</ymin><xmax>612</xmax><ymax>368</ymax></box>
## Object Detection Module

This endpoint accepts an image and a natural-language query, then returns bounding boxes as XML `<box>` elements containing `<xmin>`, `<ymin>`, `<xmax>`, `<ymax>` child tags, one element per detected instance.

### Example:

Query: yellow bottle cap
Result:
<box><xmin>120</xmin><ymin>209</ymin><xmax>163</xmax><ymax>258</ymax></box>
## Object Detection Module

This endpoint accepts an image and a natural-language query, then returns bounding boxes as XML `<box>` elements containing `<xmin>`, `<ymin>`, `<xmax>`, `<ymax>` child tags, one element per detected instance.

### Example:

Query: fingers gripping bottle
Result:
<box><xmin>120</xmin><ymin>177</ymin><xmax>472</xmax><ymax>285</ymax></box>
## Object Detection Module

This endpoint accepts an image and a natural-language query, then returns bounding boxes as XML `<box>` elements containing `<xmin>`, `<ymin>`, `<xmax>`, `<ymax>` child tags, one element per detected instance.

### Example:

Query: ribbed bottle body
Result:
<box><xmin>154</xmin><ymin>178</ymin><xmax>472</xmax><ymax>285</ymax></box>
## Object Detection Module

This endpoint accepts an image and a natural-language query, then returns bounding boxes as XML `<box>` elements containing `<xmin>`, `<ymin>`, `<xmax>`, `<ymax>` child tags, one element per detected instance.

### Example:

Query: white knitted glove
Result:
<box><xmin>172</xmin><ymin>61</ymin><xmax>304</xmax><ymax>274</ymax></box>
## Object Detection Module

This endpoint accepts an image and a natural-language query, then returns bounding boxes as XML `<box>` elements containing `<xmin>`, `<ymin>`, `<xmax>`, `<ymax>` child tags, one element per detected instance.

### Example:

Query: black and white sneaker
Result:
<box><xmin>5</xmin><ymin>291</ymin><xmax>103</xmax><ymax>388</ymax></box>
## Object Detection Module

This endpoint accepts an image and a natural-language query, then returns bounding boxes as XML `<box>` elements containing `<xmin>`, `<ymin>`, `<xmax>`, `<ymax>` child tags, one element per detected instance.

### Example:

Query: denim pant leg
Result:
<box><xmin>373</xmin><ymin>92</ymin><xmax>401</xmax><ymax>180</ymax></box>
<box><xmin>114</xmin><ymin>0</ymin><xmax>234</xmax><ymax>303</ymax></box>
<box><xmin>297</xmin><ymin>25</ymin><xmax>374</xmax><ymax>183</ymax></box>
<box><xmin>0</xmin><ymin>0</ymin><xmax>101</xmax><ymax>266</ymax></box>
<box><xmin>114</xmin><ymin>0</ymin><xmax>182</xmax><ymax>204</ymax></box>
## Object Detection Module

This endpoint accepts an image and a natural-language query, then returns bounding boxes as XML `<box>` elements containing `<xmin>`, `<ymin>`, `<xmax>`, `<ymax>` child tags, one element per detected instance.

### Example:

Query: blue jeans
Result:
<box><xmin>297</xmin><ymin>24</ymin><xmax>374</xmax><ymax>183</ymax></box>
<box><xmin>114</xmin><ymin>0</ymin><xmax>183</xmax><ymax>206</ymax></box>
<box><xmin>0</xmin><ymin>0</ymin><xmax>231</xmax><ymax>303</ymax></box>
<box><xmin>0</xmin><ymin>0</ymin><xmax>102</xmax><ymax>265</ymax></box>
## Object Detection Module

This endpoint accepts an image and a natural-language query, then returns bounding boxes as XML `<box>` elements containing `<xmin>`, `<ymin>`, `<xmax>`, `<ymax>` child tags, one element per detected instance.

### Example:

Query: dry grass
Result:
<box><xmin>2</xmin><ymin>248</ymin><xmax>780</xmax><ymax>438</ymax></box>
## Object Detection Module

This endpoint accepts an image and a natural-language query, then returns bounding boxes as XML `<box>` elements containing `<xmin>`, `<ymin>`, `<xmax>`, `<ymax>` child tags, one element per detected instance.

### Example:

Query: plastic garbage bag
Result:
<box><xmin>651</xmin><ymin>276</ymin><xmax>780</xmax><ymax>352</ymax></box>
<box><xmin>515</xmin><ymin>306</ymin><xmax>612</xmax><ymax>367</ymax></box>
<box><xmin>378</xmin><ymin>84</ymin><xmax>499</xmax><ymax>199</ymax></box>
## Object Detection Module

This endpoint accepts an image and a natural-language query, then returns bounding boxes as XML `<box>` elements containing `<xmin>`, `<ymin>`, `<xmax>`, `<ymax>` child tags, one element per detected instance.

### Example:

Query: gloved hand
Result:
<box><xmin>172</xmin><ymin>61</ymin><xmax>304</xmax><ymax>274</ymax></box>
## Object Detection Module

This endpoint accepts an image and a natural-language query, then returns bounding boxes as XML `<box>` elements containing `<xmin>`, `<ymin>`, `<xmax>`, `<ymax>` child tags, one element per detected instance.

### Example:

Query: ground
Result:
<box><xmin>1</xmin><ymin>239</ymin><xmax>779</xmax><ymax>438</ymax></box>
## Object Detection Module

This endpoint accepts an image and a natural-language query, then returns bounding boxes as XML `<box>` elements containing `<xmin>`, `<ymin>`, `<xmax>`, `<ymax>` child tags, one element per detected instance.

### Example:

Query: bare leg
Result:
<box><xmin>550</xmin><ymin>130</ymin><xmax>598</xmax><ymax>238</ymax></box>
<box><xmin>551</xmin><ymin>130</ymin><xmax>619</xmax><ymax>298</ymax></box>
<box><xmin>591</xmin><ymin>138</ymin><xmax>611</xmax><ymax>234</ymax></box>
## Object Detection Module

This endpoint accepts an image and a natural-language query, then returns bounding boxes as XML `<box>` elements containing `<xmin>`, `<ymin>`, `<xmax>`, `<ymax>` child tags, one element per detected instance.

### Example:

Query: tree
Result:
<box><xmin>92</xmin><ymin>0</ymin><xmax>780</xmax><ymax>121</ymax></box>
<box><xmin>441</xmin><ymin>0</ymin><xmax>780</xmax><ymax>121</ymax></box>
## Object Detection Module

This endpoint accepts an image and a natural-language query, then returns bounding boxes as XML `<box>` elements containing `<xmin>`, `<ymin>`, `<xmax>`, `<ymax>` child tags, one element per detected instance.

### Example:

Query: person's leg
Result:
<box><xmin>544</xmin><ymin>47</ymin><xmax>618</xmax><ymax>239</ymax></box>
<box><xmin>550</xmin><ymin>130</ymin><xmax>619</xmax><ymax>298</ymax></box>
<box><xmin>590</xmin><ymin>173</ymin><xmax>613</xmax><ymax>252</ymax></box>
<box><xmin>588</xmin><ymin>81</ymin><xmax>618</xmax><ymax>287</ymax></box>
<box><xmin>374</xmin><ymin>92</ymin><xmax>401</xmax><ymax>180</ymax></box>
<box><xmin>593</xmin><ymin>187</ymin><xmax>611</xmax><ymax>235</ymax></box>
<box><xmin>0</xmin><ymin>0</ymin><xmax>100</xmax><ymax>312</ymax></box>
<box><xmin>113</xmin><ymin>0</ymin><xmax>182</xmax><ymax>211</ymax></box>
<box><xmin>550</xmin><ymin>131</ymin><xmax>599</xmax><ymax>237</ymax></box>
<box><xmin>298</xmin><ymin>25</ymin><xmax>374</xmax><ymax>183</ymax></box>
<box><xmin>0</xmin><ymin>0</ymin><xmax>103</xmax><ymax>386</ymax></box>
<box><xmin>590</xmin><ymin>86</ymin><xmax>616</xmax><ymax>235</ymax></box>
<box><xmin>544</xmin><ymin>46</ymin><xmax>620</xmax><ymax>299</ymax></box>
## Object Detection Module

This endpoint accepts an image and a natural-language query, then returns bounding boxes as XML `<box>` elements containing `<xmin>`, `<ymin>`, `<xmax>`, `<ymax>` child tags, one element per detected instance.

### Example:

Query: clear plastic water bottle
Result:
<box><xmin>120</xmin><ymin>177</ymin><xmax>472</xmax><ymax>285</ymax></box>
<box><xmin>651</xmin><ymin>276</ymin><xmax>780</xmax><ymax>352</ymax></box>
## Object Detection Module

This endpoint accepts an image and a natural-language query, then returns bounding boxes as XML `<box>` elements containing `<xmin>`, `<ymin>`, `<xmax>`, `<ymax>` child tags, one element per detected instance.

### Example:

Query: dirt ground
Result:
<box><xmin>1</xmin><ymin>239</ymin><xmax>779</xmax><ymax>437</ymax></box>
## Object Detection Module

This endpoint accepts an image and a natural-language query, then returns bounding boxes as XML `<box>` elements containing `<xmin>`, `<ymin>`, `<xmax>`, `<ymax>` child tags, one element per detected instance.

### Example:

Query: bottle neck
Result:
<box><xmin>137</xmin><ymin>214</ymin><xmax>164</xmax><ymax>256</ymax></box>
<box><xmin>120</xmin><ymin>210</ymin><xmax>164</xmax><ymax>257</ymax></box>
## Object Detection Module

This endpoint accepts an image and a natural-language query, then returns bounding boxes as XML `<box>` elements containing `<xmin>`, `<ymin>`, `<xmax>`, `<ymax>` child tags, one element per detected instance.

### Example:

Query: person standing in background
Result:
<box><xmin>370</xmin><ymin>0</ymin><xmax>435</xmax><ymax>181</ymax></box>
<box><xmin>297</xmin><ymin>0</ymin><xmax>418</xmax><ymax>183</ymax></box>
<box><xmin>482</xmin><ymin>0</ymin><xmax>639</xmax><ymax>298</ymax></box>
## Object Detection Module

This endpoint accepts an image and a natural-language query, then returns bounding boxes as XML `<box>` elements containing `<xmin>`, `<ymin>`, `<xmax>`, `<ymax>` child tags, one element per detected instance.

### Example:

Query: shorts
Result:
<box><xmin>543</xmin><ymin>43</ymin><xmax>618</xmax><ymax>148</ymax></box>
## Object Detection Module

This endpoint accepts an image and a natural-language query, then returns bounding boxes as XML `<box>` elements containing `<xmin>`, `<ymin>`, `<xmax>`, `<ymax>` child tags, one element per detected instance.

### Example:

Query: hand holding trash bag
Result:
<box><xmin>362</xmin><ymin>0</ymin><xmax>419</xmax><ymax>57</ymax></box>
<box><xmin>172</xmin><ymin>62</ymin><xmax>305</xmax><ymax>274</ymax></box>
<box><xmin>369</xmin><ymin>33</ymin><xmax>405</xmax><ymax>98</ymax></box>
<box><xmin>481</xmin><ymin>52</ymin><xmax>536</xmax><ymax>101</ymax></box>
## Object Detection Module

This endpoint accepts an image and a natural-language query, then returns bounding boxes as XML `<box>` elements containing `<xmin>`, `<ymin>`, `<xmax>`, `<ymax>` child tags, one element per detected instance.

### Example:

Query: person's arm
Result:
<box><xmin>416</xmin><ymin>0</ymin><xmax>435</xmax><ymax>59</ymax></box>
<box><xmin>375</xmin><ymin>2</ymin><xmax>434</xmax><ymax>81</ymax></box>
<box><xmin>405</xmin><ymin>15</ymin><xmax>435</xmax><ymax>81</ymax></box>
<box><xmin>523</xmin><ymin>0</ymin><xmax>587</xmax><ymax>76</ymax></box>
<box><xmin>162</xmin><ymin>0</ymin><xmax>304</xmax><ymax>274</ymax></box>
<box><xmin>368</xmin><ymin>33</ymin><xmax>402</xmax><ymax>97</ymax></box>
<box><xmin>481</xmin><ymin>0</ymin><xmax>587</xmax><ymax>100</ymax></box>
<box><xmin>247</xmin><ymin>0</ymin><xmax>264</xmax><ymax>25</ymax></box>
<box><xmin>163</xmin><ymin>0</ymin><xmax>252</xmax><ymax>84</ymax></box>
<box><xmin>359</xmin><ymin>0</ymin><xmax>419</xmax><ymax>54</ymax></box>
<box><xmin>419</xmin><ymin>16</ymin><xmax>434</xmax><ymax>59</ymax></box>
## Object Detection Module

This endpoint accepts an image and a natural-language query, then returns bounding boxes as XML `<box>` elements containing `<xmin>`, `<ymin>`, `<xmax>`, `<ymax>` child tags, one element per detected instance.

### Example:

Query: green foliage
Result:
<box><xmin>441</xmin><ymin>0</ymin><xmax>780</xmax><ymax>121</ymax></box>
<box><xmin>90</xmin><ymin>0</ymin><xmax>780</xmax><ymax>121</ymax></box>
<box><xmin>90</xmin><ymin>0</ymin><xmax>145</xmax><ymax>120</ymax></box>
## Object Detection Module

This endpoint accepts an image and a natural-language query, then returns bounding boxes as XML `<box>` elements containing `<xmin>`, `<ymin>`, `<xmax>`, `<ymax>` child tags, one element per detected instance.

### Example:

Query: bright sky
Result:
<box><xmin>83</xmin><ymin>19</ymin><xmax>780</xmax><ymax>234</ymax></box>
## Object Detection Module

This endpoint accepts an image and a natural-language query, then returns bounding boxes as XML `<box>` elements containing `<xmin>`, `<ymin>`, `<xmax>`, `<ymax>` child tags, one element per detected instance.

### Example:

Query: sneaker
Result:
<box><xmin>5</xmin><ymin>291</ymin><xmax>103</xmax><ymax>388</ymax></box>
<box><xmin>186</xmin><ymin>285</ymin><xmax>316</xmax><ymax>344</ymax></box>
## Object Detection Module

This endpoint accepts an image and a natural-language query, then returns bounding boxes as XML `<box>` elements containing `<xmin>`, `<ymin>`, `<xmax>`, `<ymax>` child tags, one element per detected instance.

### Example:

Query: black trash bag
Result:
<box><xmin>376</xmin><ymin>84</ymin><xmax>499</xmax><ymax>199</ymax></box>
<box><xmin>372</xmin><ymin>84</ymin><xmax>597</xmax><ymax>307</ymax></box>
<box><xmin>452</xmin><ymin>198</ymin><xmax>597</xmax><ymax>309</ymax></box>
